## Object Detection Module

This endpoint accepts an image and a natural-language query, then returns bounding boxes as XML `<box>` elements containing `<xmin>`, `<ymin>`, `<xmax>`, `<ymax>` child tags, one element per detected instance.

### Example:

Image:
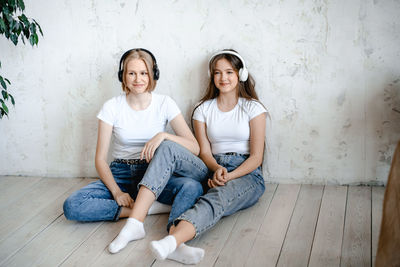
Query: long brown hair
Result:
<box><xmin>191</xmin><ymin>49</ymin><xmax>262</xmax><ymax>125</ymax></box>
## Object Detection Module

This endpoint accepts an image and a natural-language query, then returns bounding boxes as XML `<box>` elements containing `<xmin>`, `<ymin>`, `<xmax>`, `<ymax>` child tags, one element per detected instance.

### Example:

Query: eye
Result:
<box><xmin>214</xmin><ymin>71</ymin><xmax>221</xmax><ymax>75</ymax></box>
<box><xmin>227</xmin><ymin>71</ymin><xmax>234</xmax><ymax>74</ymax></box>
<box><xmin>141</xmin><ymin>71</ymin><xmax>148</xmax><ymax>76</ymax></box>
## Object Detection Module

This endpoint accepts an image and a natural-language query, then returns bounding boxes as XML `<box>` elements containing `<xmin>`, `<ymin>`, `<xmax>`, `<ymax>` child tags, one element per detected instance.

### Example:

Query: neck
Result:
<box><xmin>125</xmin><ymin>91</ymin><xmax>152</xmax><ymax>110</ymax></box>
<box><xmin>217</xmin><ymin>90</ymin><xmax>238</xmax><ymax>105</ymax></box>
<box><xmin>217</xmin><ymin>91</ymin><xmax>239</xmax><ymax>111</ymax></box>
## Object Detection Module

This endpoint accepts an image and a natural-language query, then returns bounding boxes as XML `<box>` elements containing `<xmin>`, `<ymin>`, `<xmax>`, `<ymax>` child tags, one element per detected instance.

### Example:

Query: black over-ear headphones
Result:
<box><xmin>118</xmin><ymin>48</ymin><xmax>160</xmax><ymax>82</ymax></box>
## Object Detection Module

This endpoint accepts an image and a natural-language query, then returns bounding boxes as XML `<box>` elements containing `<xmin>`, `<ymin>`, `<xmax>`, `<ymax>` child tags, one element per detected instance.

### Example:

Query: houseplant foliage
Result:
<box><xmin>0</xmin><ymin>0</ymin><xmax>43</xmax><ymax>118</ymax></box>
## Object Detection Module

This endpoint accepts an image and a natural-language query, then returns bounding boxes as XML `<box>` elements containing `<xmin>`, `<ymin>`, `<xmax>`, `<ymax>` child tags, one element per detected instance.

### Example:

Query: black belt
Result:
<box><xmin>221</xmin><ymin>152</ymin><xmax>249</xmax><ymax>156</ymax></box>
<box><xmin>114</xmin><ymin>158</ymin><xmax>147</xmax><ymax>165</ymax></box>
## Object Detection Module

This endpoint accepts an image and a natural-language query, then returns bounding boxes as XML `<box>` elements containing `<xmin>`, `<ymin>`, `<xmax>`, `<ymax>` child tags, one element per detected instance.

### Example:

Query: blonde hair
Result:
<box><xmin>121</xmin><ymin>50</ymin><xmax>157</xmax><ymax>93</ymax></box>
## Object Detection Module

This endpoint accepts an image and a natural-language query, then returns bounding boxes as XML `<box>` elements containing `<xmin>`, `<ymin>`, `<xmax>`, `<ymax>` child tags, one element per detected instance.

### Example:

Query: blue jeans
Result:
<box><xmin>63</xmin><ymin>141</ymin><xmax>208</xmax><ymax>229</ymax></box>
<box><xmin>175</xmin><ymin>153</ymin><xmax>265</xmax><ymax>237</ymax></box>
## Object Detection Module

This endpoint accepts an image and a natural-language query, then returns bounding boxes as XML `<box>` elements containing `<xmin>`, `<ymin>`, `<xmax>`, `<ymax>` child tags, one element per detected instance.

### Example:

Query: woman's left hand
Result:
<box><xmin>208</xmin><ymin>168</ymin><xmax>231</xmax><ymax>188</ymax></box>
<box><xmin>141</xmin><ymin>132</ymin><xmax>166</xmax><ymax>163</ymax></box>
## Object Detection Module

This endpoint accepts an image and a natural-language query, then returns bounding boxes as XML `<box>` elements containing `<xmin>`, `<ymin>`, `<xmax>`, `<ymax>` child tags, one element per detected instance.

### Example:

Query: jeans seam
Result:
<box><xmin>196</xmin><ymin>177</ymin><xmax>263</xmax><ymax>236</ymax></box>
<box><xmin>138</xmin><ymin>182</ymin><xmax>158</xmax><ymax>197</ymax></box>
<box><xmin>113</xmin><ymin>206</ymin><xmax>122</xmax><ymax>221</ymax></box>
<box><xmin>227</xmin><ymin>179</ymin><xmax>258</xmax><ymax>205</ymax></box>
<box><xmin>175</xmin><ymin>216</ymin><xmax>201</xmax><ymax>238</ymax></box>
<box><xmin>174</xmin><ymin>153</ymin><xmax>208</xmax><ymax>175</ymax></box>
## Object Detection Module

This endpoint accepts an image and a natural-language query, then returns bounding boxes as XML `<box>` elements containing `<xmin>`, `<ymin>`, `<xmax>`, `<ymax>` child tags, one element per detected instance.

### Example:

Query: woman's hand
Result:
<box><xmin>208</xmin><ymin>167</ymin><xmax>229</xmax><ymax>188</ymax></box>
<box><xmin>140</xmin><ymin>132</ymin><xmax>166</xmax><ymax>163</ymax></box>
<box><xmin>113</xmin><ymin>191</ymin><xmax>134</xmax><ymax>208</ymax></box>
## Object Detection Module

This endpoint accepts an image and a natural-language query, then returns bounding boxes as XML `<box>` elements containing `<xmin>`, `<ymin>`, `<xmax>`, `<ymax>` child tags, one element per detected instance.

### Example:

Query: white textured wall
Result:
<box><xmin>1</xmin><ymin>0</ymin><xmax>399</xmax><ymax>184</ymax></box>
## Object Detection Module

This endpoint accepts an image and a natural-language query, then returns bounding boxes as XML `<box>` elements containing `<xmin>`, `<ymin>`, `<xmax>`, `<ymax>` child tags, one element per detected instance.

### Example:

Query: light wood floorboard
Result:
<box><xmin>0</xmin><ymin>178</ymin><xmax>93</xmax><ymax>265</ymax></box>
<box><xmin>0</xmin><ymin>176</ymin><xmax>42</xmax><ymax>210</ymax></box>
<box><xmin>308</xmin><ymin>185</ymin><xmax>347</xmax><ymax>267</ymax></box>
<box><xmin>277</xmin><ymin>185</ymin><xmax>324</xmax><ymax>267</ymax></box>
<box><xmin>371</xmin><ymin>186</ymin><xmax>385</xmax><ymax>266</ymax></box>
<box><xmin>246</xmin><ymin>184</ymin><xmax>301</xmax><ymax>267</ymax></box>
<box><xmin>340</xmin><ymin>186</ymin><xmax>371</xmax><ymax>267</ymax></box>
<box><xmin>0</xmin><ymin>177</ymin><xmax>385</xmax><ymax>267</ymax></box>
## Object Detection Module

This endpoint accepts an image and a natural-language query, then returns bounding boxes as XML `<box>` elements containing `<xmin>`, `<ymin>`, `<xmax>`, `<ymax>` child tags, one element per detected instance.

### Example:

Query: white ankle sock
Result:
<box><xmin>147</xmin><ymin>201</ymin><xmax>172</xmax><ymax>215</ymax></box>
<box><xmin>150</xmin><ymin>235</ymin><xmax>177</xmax><ymax>260</ymax></box>
<box><xmin>108</xmin><ymin>218</ymin><xmax>145</xmax><ymax>254</ymax></box>
<box><xmin>167</xmin><ymin>243</ymin><xmax>205</xmax><ymax>265</ymax></box>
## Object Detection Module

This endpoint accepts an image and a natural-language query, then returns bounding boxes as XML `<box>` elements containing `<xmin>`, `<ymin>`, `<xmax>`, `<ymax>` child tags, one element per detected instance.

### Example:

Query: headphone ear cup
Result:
<box><xmin>118</xmin><ymin>70</ymin><xmax>123</xmax><ymax>82</ymax></box>
<box><xmin>153</xmin><ymin>67</ymin><xmax>160</xmax><ymax>80</ymax></box>
<box><xmin>239</xmin><ymin>68</ymin><xmax>248</xmax><ymax>82</ymax></box>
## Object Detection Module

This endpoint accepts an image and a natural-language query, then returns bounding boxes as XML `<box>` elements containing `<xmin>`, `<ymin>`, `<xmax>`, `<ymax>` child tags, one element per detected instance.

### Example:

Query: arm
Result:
<box><xmin>140</xmin><ymin>114</ymin><xmax>200</xmax><ymax>162</ymax></box>
<box><xmin>225</xmin><ymin>113</ymin><xmax>266</xmax><ymax>181</ymax></box>
<box><xmin>193</xmin><ymin>119</ymin><xmax>220</xmax><ymax>171</ymax></box>
<box><xmin>206</xmin><ymin>113</ymin><xmax>266</xmax><ymax>188</ymax></box>
<box><xmin>193</xmin><ymin>119</ymin><xmax>230</xmax><ymax>187</ymax></box>
<box><xmin>95</xmin><ymin>120</ymin><xmax>133</xmax><ymax>208</ymax></box>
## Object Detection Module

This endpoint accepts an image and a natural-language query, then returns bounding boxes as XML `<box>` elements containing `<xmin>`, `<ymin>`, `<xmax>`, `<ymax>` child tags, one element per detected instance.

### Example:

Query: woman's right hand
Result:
<box><xmin>208</xmin><ymin>166</ymin><xmax>228</xmax><ymax>188</ymax></box>
<box><xmin>113</xmin><ymin>191</ymin><xmax>134</xmax><ymax>208</ymax></box>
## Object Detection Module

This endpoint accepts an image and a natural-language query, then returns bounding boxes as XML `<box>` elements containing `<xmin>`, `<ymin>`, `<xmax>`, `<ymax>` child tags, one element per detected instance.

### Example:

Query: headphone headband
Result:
<box><xmin>208</xmin><ymin>50</ymin><xmax>248</xmax><ymax>82</ymax></box>
<box><xmin>118</xmin><ymin>48</ymin><xmax>160</xmax><ymax>82</ymax></box>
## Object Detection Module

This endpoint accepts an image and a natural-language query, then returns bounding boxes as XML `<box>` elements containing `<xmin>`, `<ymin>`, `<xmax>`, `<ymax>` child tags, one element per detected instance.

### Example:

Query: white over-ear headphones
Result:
<box><xmin>208</xmin><ymin>50</ymin><xmax>249</xmax><ymax>82</ymax></box>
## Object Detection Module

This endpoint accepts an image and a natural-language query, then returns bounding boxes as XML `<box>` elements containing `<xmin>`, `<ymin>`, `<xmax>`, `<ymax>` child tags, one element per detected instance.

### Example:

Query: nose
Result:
<box><xmin>221</xmin><ymin>72</ymin><xmax>227</xmax><ymax>80</ymax></box>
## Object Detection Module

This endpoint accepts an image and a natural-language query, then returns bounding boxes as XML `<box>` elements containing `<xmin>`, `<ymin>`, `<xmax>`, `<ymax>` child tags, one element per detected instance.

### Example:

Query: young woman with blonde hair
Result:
<box><xmin>63</xmin><ymin>49</ymin><xmax>208</xmax><ymax>255</ymax></box>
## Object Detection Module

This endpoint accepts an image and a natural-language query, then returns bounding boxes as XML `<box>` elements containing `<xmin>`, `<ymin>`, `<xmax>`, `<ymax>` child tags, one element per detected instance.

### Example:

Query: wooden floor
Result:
<box><xmin>0</xmin><ymin>176</ymin><xmax>385</xmax><ymax>267</ymax></box>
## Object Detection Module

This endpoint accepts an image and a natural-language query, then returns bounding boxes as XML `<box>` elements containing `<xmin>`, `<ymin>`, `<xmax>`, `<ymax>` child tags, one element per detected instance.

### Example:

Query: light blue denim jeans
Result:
<box><xmin>63</xmin><ymin>140</ymin><xmax>208</xmax><ymax>229</ymax></box>
<box><xmin>174</xmin><ymin>153</ymin><xmax>265</xmax><ymax>237</ymax></box>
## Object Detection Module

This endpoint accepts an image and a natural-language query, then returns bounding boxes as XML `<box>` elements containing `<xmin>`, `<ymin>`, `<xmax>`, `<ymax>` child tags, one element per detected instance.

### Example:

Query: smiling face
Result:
<box><xmin>124</xmin><ymin>58</ymin><xmax>150</xmax><ymax>95</ymax></box>
<box><xmin>213</xmin><ymin>58</ymin><xmax>239</xmax><ymax>95</ymax></box>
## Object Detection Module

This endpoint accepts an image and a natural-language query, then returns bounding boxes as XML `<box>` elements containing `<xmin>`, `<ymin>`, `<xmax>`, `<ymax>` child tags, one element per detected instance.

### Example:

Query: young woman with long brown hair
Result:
<box><xmin>149</xmin><ymin>49</ymin><xmax>267</xmax><ymax>264</ymax></box>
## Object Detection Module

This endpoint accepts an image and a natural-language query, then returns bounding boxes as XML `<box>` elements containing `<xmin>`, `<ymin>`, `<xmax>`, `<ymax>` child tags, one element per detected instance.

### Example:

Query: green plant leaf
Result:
<box><xmin>33</xmin><ymin>19</ymin><xmax>43</xmax><ymax>35</ymax></box>
<box><xmin>33</xmin><ymin>32</ymin><xmax>38</xmax><ymax>45</ymax></box>
<box><xmin>0</xmin><ymin>19</ymin><xmax>6</xmax><ymax>32</ymax></box>
<box><xmin>10</xmin><ymin>94</ymin><xmax>15</xmax><ymax>105</ymax></box>
<box><xmin>4</xmin><ymin>78</ymin><xmax>10</xmax><ymax>85</ymax></box>
<box><xmin>19</xmin><ymin>14</ymin><xmax>29</xmax><ymax>27</ymax></box>
<box><xmin>29</xmin><ymin>22</ymin><xmax>36</xmax><ymax>33</ymax></box>
<box><xmin>29</xmin><ymin>33</ymin><xmax>34</xmax><ymax>46</ymax></box>
<box><xmin>12</xmin><ymin>19</ymin><xmax>20</xmax><ymax>32</ymax></box>
<box><xmin>2</xmin><ymin>89</ymin><xmax>8</xmax><ymax>100</ymax></box>
<box><xmin>0</xmin><ymin>76</ymin><xmax>6</xmax><ymax>89</ymax></box>
<box><xmin>8</xmin><ymin>0</ymin><xmax>16</xmax><ymax>9</ymax></box>
<box><xmin>3</xmin><ymin>7</ymin><xmax>10</xmax><ymax>17</ymax></box>
<box><xmin>17</xmin><ymin>0</ymin><xmax>25</xmax><ymax>11</ymax></box>
<box><xmin>1</xmin><ymin>101</ymin><xmax>8</xmax><ymax>113</ymax></box>
<box><xmin>9</xmin><ymin>17</ymin><xmax>14</xmax><ymax>30</ymax></box>
<box><xmin>5</xmin><ymin>12</ymin><xmax>13</xmax><ymax>24</ymax></box>
<box><xmin>10</xmin><ymin>33</ymin><xmax>18</xmax><ymax>45</ymax></box>
<box><xmin>23</xmin><ymin>27</ymin><xmax>29</xmax><ymax>38</ymax></box>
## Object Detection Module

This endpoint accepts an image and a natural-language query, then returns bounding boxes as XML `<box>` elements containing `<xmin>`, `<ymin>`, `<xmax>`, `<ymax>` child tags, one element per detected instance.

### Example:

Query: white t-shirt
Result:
<box><xmin>193</xmin><ymin>98</ymin><xmax>266</xmax><ymax>155</ymax></box>
<box><xmin>97</xmin><ymin>93</ymin><xmax>181</xmax><ymax>159</ymax></box>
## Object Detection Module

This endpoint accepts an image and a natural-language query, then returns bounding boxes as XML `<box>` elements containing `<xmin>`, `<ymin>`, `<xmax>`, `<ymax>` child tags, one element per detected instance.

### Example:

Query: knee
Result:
<box><xmin>63</xmin><ymin>193</ymin><xmax>83</xmax><ymax>221</ymax></box>
<box><xmin>158</xmin><ymin>140</ymin><xmax>174</xmax><ymax>151</ymax></box>
<box><xmin>155</xmin><ymin>140</ymin><xmax>180</xmax><ymax>157</ymax></box>
<box><xmin>63</xmin><ymin>196</ymin><xmax>75</xmax><ymax>220</ymax></box>
<box><xmin>180</xmin><ymin>180</ymin><xmax>203</xmax><ymax>199</ymax></box>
